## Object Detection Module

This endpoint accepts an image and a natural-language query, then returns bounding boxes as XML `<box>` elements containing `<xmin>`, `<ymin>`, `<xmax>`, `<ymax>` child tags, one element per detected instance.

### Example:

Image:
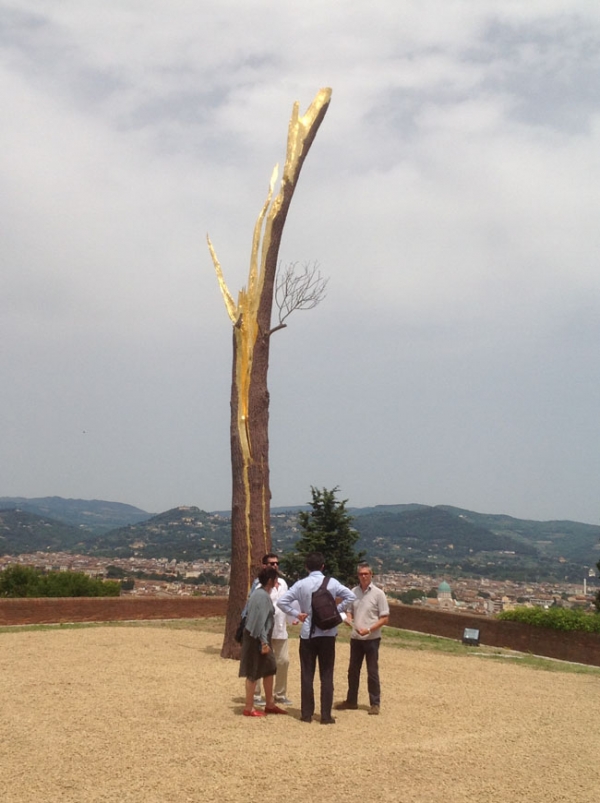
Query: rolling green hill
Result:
<box><xmin>352</xmin><ymin>506</ymin><xmax>592</xmax><ymax>582</ymax></box>
<box><xmin>1</xmin><ymin>497</ymin><xmax>599</xmax><ymax>582</ymax></box>
<box><xmin>0</xmin><ymin>497</ymin><xmax>150</xmax><ymax>533</ymax></box>
<box><xmin>85</xmin><ymin>506</ymin><xmax>231</xmax><ymax>561</ymax></box>
<box><xmin>0</xmin><ymin>509</ymin><xmax>90</xmax><ymax>555</ymax></box>
<box><xmin>437</xmin><ymin>506</ymin><xmax>600</xmax><ymax>564</ymax></box>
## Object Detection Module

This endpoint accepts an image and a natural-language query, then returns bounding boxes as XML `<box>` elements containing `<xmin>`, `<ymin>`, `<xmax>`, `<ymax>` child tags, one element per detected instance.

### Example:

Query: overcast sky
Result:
<box><xmin>1</xmin><ymin>1</ymin><xmax>600</xmax><ymax>524</ymax></box>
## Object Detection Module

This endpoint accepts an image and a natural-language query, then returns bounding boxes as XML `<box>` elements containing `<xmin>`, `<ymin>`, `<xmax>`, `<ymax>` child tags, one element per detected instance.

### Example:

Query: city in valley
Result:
<box><xmin>1</xmin><ymin>551</ymin><xmax>596</xmax><ymax>615</ymax></box>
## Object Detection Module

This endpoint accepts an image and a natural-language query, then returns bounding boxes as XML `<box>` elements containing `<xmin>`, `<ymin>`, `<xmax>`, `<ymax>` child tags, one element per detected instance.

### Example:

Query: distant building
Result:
<box><xmin>437</xmin><ymin>580</ymin><xmax>454</xmax><ymax>610</ymax></box>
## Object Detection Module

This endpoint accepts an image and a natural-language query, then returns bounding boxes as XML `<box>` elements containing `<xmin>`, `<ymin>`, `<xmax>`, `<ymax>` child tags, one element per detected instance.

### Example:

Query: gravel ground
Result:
<box><xmin>1</xmin><ymin>624</ymin><xmax>599</xmax><ymax>803</ymax></box>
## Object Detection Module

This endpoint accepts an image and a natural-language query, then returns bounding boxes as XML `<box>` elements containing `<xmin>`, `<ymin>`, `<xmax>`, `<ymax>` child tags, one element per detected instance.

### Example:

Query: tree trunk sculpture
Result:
<box><xmin>207</xmin><ymin>87</ymin><xmax>332</xmax><ymax>658</ymax></box>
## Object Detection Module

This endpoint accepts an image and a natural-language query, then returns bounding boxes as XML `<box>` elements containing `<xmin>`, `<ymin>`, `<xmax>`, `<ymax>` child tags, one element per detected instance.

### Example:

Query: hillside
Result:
<box><xmin>84</xmin><ymin>506</ymin><xmax>231</xmax><ymax>560</ymax></box>
<box><xmin>353</xmin><ymin>506</ymin><xmax>600</xmax><ymax>582</ymax></box>
<box><xmin>438</xmin><ymin>506</ymin><xmax>600</xmax><ymax>564</ymax></box>
<box><xmin>0</xmin><ymin>509</ymin><xmax>90</xmax><ymax>555</ymax></box>
<box><xmin>1</xmin><ymin>497</ymin><xmax>599</xmax><ymax>582</ymax></box>
<box><xmin>0</xmin><ymin>497</ymin><xmax>150</xmax><ymax>533</ymax></box>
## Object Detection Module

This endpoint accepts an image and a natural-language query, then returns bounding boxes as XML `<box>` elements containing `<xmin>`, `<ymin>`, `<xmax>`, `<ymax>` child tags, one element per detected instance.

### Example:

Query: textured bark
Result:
<box><xmin>208</xmin><ymin>88</ymin><xmax>331</xmax><ymax>658</ymax></box>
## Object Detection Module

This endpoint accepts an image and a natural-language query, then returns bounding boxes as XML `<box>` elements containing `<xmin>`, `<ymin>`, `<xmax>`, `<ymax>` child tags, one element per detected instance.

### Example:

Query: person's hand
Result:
<box><xmin>297</xmin><ymin>612</ymin><xmax>308</xmax><ymax>623</ymax></box>
<box><xmin>260</xmin><ymin>643</ymin><xmax>271</xmax><ymax>654</ymax></box>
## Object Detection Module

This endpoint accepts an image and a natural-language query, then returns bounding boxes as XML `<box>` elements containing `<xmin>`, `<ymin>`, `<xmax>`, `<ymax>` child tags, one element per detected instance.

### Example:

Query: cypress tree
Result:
<box><xmin>282</xmin><ymin>487</ymin><xmax>365</xmax><ymax>587</ymax></box>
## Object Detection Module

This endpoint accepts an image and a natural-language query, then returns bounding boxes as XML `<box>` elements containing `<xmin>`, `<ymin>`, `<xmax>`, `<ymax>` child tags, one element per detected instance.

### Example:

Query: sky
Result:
<box><xmin>1</xmin><ymin>1</ymin><xmax>600</xmax><ymax>524</ymax></box>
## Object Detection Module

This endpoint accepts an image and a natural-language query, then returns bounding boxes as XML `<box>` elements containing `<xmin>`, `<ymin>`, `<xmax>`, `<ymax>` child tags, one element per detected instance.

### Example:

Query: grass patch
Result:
<box><xmin>1</xmin><ymin>617</ymin><xmax>599</xmax><ymax>676</ymax></box>
<box><xmin>382</xmin><ymin>625</ymin><xmax>600</xmax><ymax>675</ymax></box>
<box><xmin>0</xmin><ymin>617</ymin><xmax>226</xmax><ymax>636</ymax></box>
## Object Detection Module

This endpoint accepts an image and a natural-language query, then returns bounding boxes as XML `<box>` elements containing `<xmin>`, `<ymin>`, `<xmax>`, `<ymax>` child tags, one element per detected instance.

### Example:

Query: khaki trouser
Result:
<box><xmin>255</xmin><ymin>638</ymin><xmax>289</xmax><ymax>699</ymax></box>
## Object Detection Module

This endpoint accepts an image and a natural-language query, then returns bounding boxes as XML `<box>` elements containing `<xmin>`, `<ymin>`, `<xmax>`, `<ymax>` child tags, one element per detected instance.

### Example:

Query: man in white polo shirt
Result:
<box><xmin>335</xmin><ymin>563</ymin><xmax>389</xmax><ymax>716</ymax></box>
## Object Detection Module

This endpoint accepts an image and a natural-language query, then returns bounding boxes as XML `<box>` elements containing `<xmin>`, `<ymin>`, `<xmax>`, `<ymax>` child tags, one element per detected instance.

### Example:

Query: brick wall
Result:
<box><xmin>388</xmin><ymin>603</ymin><xmax>600</xmax><ymax>666</ymax></box>
<box><xmin>1</xmin><ymin>596</ymin><xmax>599</xmax><ymax>667</ymax></box>
<box><xmin>0</xmin><ymin>596</ymin><xmax>227</xmax><ymax>626</ymax></box>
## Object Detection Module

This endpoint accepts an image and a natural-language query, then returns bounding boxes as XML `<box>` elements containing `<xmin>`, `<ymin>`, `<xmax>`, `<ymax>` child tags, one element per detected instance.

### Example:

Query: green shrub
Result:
<box><xmin>388</xmin><ymin>588</ymin><xmax>424</xmax><ymax>605</ymax></box>
<box><xmin>497</xmin><ymin>605</ymin><xmax>600</xmax><ymax>633</ymax></box>
<box><xmin>0</xmin><ymin>565</ymin><xmax>42</xmax><ymax>597</ymax></box>
<box><xmin>0</xmin><ymin>565</ymin><xmax>120</xmax><ymax>598</ymax></box>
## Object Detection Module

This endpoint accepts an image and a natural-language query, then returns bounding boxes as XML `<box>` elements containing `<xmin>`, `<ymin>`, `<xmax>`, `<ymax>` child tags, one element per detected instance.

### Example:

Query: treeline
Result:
<box><xmin>0</xmin><ymin>565</ymin><xmax>120</xmax><ymax>598</ymax></box>
<box><xmin>105</xmin><ymin>565</ymin><xmax>227</xmax><ymax>586</ymax></box>
<box><xmin>356</xmin><ymin>507</ymin><xmax>538</xmax><ymax>555</ymax></box>
<box><xmin>498</xmin><ymin>606</ymin><xmax>600</xmax><ymax>633</ymax></box>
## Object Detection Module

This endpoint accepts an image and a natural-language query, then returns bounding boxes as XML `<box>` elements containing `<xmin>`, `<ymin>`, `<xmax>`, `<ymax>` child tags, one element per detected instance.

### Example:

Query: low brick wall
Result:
<box><xmin>388</xmin><ymin>603</ymin><xmax>600</xmax><ymax>666</ymax></box>
<box><xmin>1</xmin><ymin>596</ymin><xmax>599</xmax><ymax>667</ymax></box>
<box><xmin>0</xmin><ymin>596</ymin><xmax>227</xmax><ymax>626</ymax></box>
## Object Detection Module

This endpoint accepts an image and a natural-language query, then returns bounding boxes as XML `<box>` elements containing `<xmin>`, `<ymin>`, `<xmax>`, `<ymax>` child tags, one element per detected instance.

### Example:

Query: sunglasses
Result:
<box><xmin>267</xmin><ymin>561</ymin><xmax>279</xmax><ymax>566</ymax></box>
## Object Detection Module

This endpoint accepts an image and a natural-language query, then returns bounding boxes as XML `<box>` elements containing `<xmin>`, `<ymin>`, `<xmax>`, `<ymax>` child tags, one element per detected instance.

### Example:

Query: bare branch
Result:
<box><xmin>273</xmin><ymin>261</ymin><xmax>329</xmax><ymax>331</ymax></box>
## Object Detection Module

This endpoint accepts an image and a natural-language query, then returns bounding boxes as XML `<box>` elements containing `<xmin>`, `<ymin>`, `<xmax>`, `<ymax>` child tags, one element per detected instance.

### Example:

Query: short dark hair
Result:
<box><xmin>258</xmin><ymin>567</ymin><xmax>278</xmax><ymax>587</ymax></box>
<box><xmin>305</xmin><ymin>552</ymin><xmax>325</xmax><ymax>573</ymax></box>
<box><xmin>262</xmin><ymin>553</ymin><xmax>279</xmax><ymax>565</ymax></box>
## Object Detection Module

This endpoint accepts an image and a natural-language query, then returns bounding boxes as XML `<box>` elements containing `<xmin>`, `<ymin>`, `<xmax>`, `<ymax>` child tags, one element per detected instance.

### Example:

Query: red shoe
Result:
<box><xmin>264</xmin><ymin>705</ymin><xmax>288</xmax><ymax>715</ymax></box>
<box><xmin>243</xmin><ymin>709</ymin><xmax>266</xmax><ymax>717</ymax></box>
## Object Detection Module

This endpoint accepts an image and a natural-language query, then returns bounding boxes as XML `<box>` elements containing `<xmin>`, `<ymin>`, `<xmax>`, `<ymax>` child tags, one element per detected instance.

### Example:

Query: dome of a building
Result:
<box><xmin>438</xmin><ymin>581</ymin><xmax>451</xmax><ymax>593</ymax></box>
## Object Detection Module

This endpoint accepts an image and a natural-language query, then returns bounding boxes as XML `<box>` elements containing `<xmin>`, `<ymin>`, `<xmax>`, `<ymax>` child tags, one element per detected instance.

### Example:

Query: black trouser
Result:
<box><xmin>347</xmin><ymin>638</ymin><xmax>381</xmax><ymax>706</ymax></box>
<box><xmin>299</xmin><ymin>636</ymin><xmax>336</xmax><ymax>720</ymax></box>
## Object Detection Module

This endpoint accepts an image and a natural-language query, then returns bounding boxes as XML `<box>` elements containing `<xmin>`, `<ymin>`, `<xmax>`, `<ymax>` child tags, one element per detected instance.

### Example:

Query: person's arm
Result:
<box><xmin>277</xmin><ymin>584</ymin><xmax>304</xmax><ymax>619</ymax></box>
<box><xmin>343</xmin><ymin>599</ymin><xmax>355</xmax><ymax>627</ymax></box>
<box><xmin>258</xmin><ymin>595</ymin><xmax>274</xmax><ymax>648</ymax></box>
<box><xmin>355</xmin><ymin>613</ymin><xmax>389</xmax><ymax>637</ymax></box>
<box><xmin>284</xmin><ymin>599</ymin><xmax>300</xmax><ymax>625</ymax></box>
<box><xmin>241</xmin><ymin>577</ymin><xmax>260</xmax><ymax>618</ymax></box>
<box><xmin>334</xmin><ymin>583</ymin><xmax>356</xmax><ymax>613</ymax></box>
<box><xmin>258</xmin><ymin>616</ymin><xmax>270</xmax><ymax>646</ymax></box>
<box><xmin>371</xmin><ymin>594</ymin><xmax>391</xmax><ymax>634</ymax></box>
<box><xmin>245</xmin><ymin>590</ymin><xmax>272</xmax><ymax>646</ymax></box>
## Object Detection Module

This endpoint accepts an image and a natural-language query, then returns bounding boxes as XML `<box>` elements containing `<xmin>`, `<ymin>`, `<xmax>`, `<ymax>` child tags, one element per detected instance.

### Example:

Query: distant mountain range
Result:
<box><xmin>0</xmin><ymin>497</ymin><xmax>150</xmax><ymax>532</ymax></box>
<box><xmin>1</xmin><ymin>496</ymin><xmax>599</xmax><ymax>583</ymax></box>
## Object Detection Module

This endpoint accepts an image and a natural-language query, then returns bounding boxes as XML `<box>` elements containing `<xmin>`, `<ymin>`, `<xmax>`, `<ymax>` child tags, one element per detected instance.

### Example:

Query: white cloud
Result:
<box><xmin>1</xmin><ymin>0</ymin><xmax>600</xmax><ymax>521</ymax></box>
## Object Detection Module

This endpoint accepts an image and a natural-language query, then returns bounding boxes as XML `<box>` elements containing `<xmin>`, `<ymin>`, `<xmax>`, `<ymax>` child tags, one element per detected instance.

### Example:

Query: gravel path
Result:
<box><xmin>1</xmin><ymin>624</ymin><xmax>598</xmax><ymax>803</ymax></box>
